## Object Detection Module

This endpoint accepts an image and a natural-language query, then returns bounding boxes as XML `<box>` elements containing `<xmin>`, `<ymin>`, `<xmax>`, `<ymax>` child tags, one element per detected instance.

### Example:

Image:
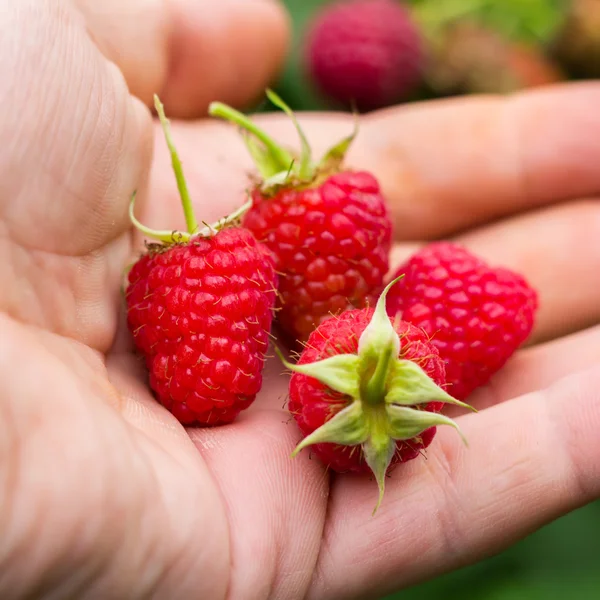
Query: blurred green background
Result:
<box><xmin>271</xmin><ymin>1</ymin><xmax>600</xmax><ymax>599</ymax></box>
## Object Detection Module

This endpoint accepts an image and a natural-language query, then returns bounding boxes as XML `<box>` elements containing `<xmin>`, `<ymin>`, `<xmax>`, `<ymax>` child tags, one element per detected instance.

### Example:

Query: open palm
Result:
<box><xmin>2</xmin><ymin>1</ymin><xmax>600</xmax><ymax>599</ymax></box>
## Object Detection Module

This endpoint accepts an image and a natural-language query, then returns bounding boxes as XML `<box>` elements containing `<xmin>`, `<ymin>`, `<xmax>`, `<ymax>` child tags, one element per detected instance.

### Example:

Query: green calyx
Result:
<box><xmin>279</xmin><ymin>277</ymin><xmax>475</xmax><ymax>514</ymax></box>
<box><xmin>130</xmin><ymin>95</ymin><xmax>251</xmax><ymax>245</ymax></box>
<box><xmin>208</xmin><ymin>89</ymin><xmax>357</xmax><ymax>194</ymax></box>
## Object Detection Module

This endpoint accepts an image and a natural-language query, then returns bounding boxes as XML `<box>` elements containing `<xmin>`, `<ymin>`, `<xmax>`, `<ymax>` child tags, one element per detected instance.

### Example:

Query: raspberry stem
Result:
<box><xmin>154</xmin><ymin>95</ymin><xmax>198</xmax><ymax>235</ymax></box>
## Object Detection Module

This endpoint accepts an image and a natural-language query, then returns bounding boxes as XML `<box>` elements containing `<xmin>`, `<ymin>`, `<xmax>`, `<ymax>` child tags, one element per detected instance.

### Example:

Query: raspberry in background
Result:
<box><xmin>279</xmin><ymin>278</ymin><xmax>473</xmax><ymax>513</ymax></box>
<box><xmin>125</xmin><ymin>96</ymin><xmax>278</xmax><ymax>426</ymax></box>
<box><xmin>304</xmin><ymin>0</ymin><xmax>424</xmax><ymax>111</ymax></box>
<box><xmin>385</xmin><ymin>242</ymin><xmax>538</xmax><ymax>401</ymax></box>
<box><xmin>209</xmin><ymin>90</ymin><xmax>392</xmax><ymax>345</ymax></box>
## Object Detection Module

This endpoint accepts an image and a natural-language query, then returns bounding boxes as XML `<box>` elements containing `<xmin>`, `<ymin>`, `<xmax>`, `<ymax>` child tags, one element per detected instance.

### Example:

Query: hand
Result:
<box><xmin>1</xmin><ymin>2</ymin><xmax>599</xmax><ymax>600</ymax></box>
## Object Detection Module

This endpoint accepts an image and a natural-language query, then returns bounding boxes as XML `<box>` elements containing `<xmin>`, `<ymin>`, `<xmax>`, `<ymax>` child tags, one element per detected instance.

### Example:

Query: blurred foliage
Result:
<box><xmin>409</xmin><ymin>0</ymin><xmax>568</xmax><ymax>45</ymax></box>
<box><xmin>271</xmin><ymin>1</ymin><xmax>600</xmax><ymax>599</ymax></box>
<box><xmin>269</xmin><ymin>0</ymin><xmax>574</xmax><ymax>111</ymax></box>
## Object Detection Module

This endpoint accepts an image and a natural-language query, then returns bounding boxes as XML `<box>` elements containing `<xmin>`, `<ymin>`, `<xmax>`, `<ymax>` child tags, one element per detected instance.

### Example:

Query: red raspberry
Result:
<box><xmin>125</xmin><ymin>96</ymin><xmax>278</xmax><ymax>426</ymax></box>
<box><xmin>126</xmin><ymin>229</ymin><xmax>277</xmax><ymax>425</ymax></box>
<box><xmin>209</xmin><ymin>91</ymin><xmax>392</xmax><ymax>345</ymax></box>
<box><xmin>245</xmin><ymin>170</ymin><xmax>390</xmax><ymax>343</ymax></box>
<box><xmin>279</xmin><ymin>279</ymin><xmax>471</xmax><ymax>512</ymax></box>
<box><xmin>386</xmin><ymin>242</ymin><xmax>538</xmax><ymax>400</ymax></box>
<box><xmin>305</xmin><ymin>0</ymin><xmax>423</xmax><ymax>111</ymax></box>
<box><xmin>289</xmin><ymin>311</ymin><xmax>445</xmax><ymax>473</ymax></box>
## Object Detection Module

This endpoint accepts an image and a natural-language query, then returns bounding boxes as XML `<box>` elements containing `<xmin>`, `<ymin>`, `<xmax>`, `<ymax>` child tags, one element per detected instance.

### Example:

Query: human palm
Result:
<box><xmin>2</xmin><ymin>1</ymin><xmax>600</xmax><ymax>599</ymax></box>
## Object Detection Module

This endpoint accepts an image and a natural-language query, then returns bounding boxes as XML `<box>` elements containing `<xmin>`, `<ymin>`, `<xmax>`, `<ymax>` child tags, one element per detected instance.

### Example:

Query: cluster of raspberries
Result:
<box><xmin>125</xmin><ymin>92</ymin><xmax>537</xmax><ymax>510</ymax></box>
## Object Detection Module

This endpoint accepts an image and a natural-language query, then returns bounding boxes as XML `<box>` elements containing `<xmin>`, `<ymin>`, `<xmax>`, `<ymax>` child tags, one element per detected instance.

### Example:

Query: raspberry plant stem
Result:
<box><xmin>154</xmin><ymin>95</ymin><xmax>199</xmax><ymax>235</ymax></box>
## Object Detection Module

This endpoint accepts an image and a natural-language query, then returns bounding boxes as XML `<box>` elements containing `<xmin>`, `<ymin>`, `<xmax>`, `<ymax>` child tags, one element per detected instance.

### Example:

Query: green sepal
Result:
<box><xmin>241</xmin><ymin>132</ymin><xmax>289</xmax><ymax>180</ymax></box>
<box><xmin>319</xmin><ymin>114</ymin><xmax>358</xmax><ymax>173</ymax></box>
<box><xmin>265</xmin><ymin>89</ymin><xmax>314</xmax><ymax>180</ymax></box>
<box><xmin>358</xmin><ymin>276</ymin><xmax>404</xmax><ymax>360</ymax></box>
<box><xmin>358</xmin><ymin>277</ymin><xmax>404</xmax><ymax>404</ymax></box>
<box><xmin>128</xmin><ymin>193</ymin><xmax>253</xmax><ymax>245</ymax></box>
<box><xmin>362</xmin><ymin>434</ymin><xmax>396</xmax><ymax>515</ymax></box>
<box><xmin>129</xmin><ymin>192</ymin><xmax>191</xmax><ymax>244</ymax></box>
<box><xmin>129</xmin><ymin>96</ymin><xmax>254</xmax><ymax>246</ymax></box>
<box><xmin>208</xmin><ymin>100</ymin><xmax>294</xmax><ymax>180</ymax></box>
<box><xmin>386</xmin><ymin>405</ymin><xmax>468</xmax><ymax>447</ymax></box>
<box><xmin>291</xmin><ymin>402</ymin><xmax>369</xmax><ymax>457</ymax></box>
<box><xmin>276</xmin><ymin>345</ymin><xmax>360</xmax><ymax>399</ymax></box>
<box><xmin>209</xmin><ymin>89</ymin><xmax>358</xmax><ymax>192</ymax></box>
<box><xmin>385</xmin><ymin>359</ymin><xmax>475</xmax><ymax>411</ymax></box>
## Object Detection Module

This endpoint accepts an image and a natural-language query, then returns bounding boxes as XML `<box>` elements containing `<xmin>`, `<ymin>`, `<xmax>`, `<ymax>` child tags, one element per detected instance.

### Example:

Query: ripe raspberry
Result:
<box><xmin>209</xmin><ymin>91</ymin><xmax>392</xmax><ymax>345</ymax></box>
<box><xmin>279</xmin><ymin>279</ymin><xmax>471</xmax><ymax>512</ymax></box>
<box><xmin>125</xmin><ymin>96</ymin><xmax>277</xmax><ymax>426</ymax></box>
<box><xmin>386</xmin><ymin>242</ymin><xmax>538</xmax><ymax>400</ymax></box>
<box><xmin>305</xmin><ymin>0</ymin><xmax>423</xmax><ymax>111</ymax></box>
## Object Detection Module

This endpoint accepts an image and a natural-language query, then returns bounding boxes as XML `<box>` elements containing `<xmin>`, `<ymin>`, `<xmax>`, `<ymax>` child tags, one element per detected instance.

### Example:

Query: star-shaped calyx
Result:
<box><xmin>279</xmin><ymin>277</ymin><xmax>475</xmax><ymax>513</ymax></box>
<box><xmin>208</xmin><ymin>89</ymin><xmax>357</xmax><ymax>194</ymax></box>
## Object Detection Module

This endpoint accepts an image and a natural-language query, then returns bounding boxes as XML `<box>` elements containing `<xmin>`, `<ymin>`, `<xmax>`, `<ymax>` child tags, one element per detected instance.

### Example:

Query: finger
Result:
<box><xmin>452</xmin><ymin>199</ymin><xmax>600</xmax><ymax>344</ymax></box>
<box><xmin>308</xmin><ymin>366</ymin><xmax>600</xmax><ymax>600</ymax></box>
<box><xmin>74</xmin><ymin>0</ymin><xmax>290</xmax><ymax>117</ymax></box>
<box><xmin>1</xmin><ymin>0</ymin><xmax>151</xmax><ymax>351</ymax></box>
<box><xmin>360</xmin><ymin>82</ymin><xmax>600</xmax><ymax>239</ymax></box>
<box><xmin>464</xmin><ymin>325</ymin><xmax>600</xmax><ymax>413</ymax></box>
<box><xmin>188</xmin><ymin>409</ymin><xmax>327</xmax><ymax>600</ymax></box>
<box><xmin>142</xmin><ymin>83</ymin><xmax>600</xmax><ymax>238</ymax></box>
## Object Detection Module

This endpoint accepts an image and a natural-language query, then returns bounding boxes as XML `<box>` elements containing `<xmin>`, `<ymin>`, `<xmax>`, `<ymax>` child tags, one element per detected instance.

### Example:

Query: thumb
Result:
<box><xmin>74</xmin><ymin>0</ymin><xmax>291</xmax><ymax>118</ymax></box>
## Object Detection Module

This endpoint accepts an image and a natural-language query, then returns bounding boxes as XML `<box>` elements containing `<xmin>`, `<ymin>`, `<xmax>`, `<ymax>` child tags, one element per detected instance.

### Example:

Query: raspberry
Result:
<box><xmin>125</xmin><ymin>96</ymin><xmax>277</xmax><ymax>426</ymax></box>
<box><xmin>244</xmin><ymin>170</ymin><xmax>390</xmax><ymax>342</ymax></box>
<box><xmin>386</xmin><ymin>242</ymin><xmax>538</xmax><ymax>400</ymax></box>
<box><xmin>126</xmin><ymin>229</ymin><xmax>277</xmax><ymax>425</ymax></box>
<box><xmin>305</xmin><ymin>0</ymin><xmax>423</xmax><ymax>111</ymax></box>
<box><xmin>279</xmin><ymin>279</ymin><xmax>471</xmax><ymax>512</ymax></box>
<box><xmin>289</xmin><ymin>311</ymin><xmax>445</xmax><ymax>474</ymax></box>
<box><xmin>209</xmin><ymin>91</ymin><xmax>392</xmax><ymax>345</ymax></box>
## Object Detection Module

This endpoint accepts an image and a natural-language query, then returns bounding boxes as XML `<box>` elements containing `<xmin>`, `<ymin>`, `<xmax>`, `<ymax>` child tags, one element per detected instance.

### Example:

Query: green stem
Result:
<box><xmin>154</xmin><ymin>95</ymin><xmax>198</xmax><ymax>235</ymax></box>
<box><xmin>208</xmin><ymin>102</ymin><xmax>294</xmax><ymax>172</ymax></box>
<box><xmin>362</xmin><ymin>343</ymin><xmax>394</xmax><ymax>405</ymax></box>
